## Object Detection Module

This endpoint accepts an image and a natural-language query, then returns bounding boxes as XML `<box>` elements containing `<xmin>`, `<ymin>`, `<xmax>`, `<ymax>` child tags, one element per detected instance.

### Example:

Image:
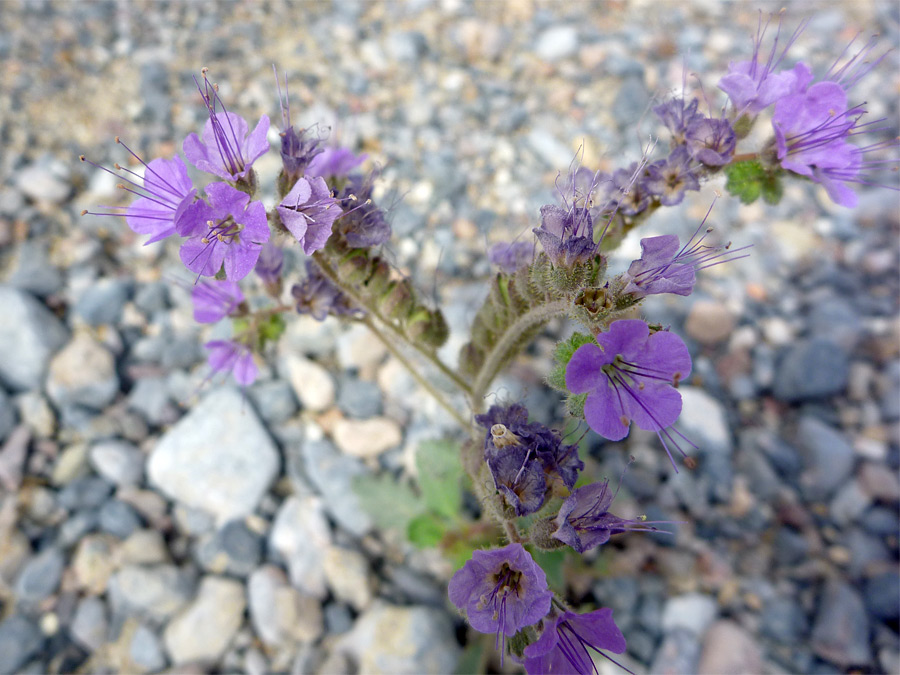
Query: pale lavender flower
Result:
<box><xmin>534</xmin><ymin>204</ymin><xmax>596</xmax><ymax>266</ymax></box>
<box><xmin>489</xmin><ymin>241</ymin><xmax>534</xmax><ymax>274</ymax></box>
<box><xmin>291</xmin><ymin>260</ymin><xmax>361</xmax><ymax>321</ymax></box>
<box><xmin>523</xmin><ymin>608</ymin><xmax>627</xmax><ymax>675</ymax></box>
<box><xmin>448</xmin><ymin>543</ymin><xmax>553</xmax><ymax>651</ymax></box>
<box><xmin>334</xmin><ymin>173</ymin><xmax>392</xmax><ymax>247</ymax></box>
<box><xmin>178</xmin><ymin>182</ymin><xmax>270</xmax><ymax>281</ymax></box>
<box><xmin>183</xmin><ymin>70</ymin><xmax>270</xmax><ymax>182</ymax></box>
<box><xmin>653</xmin><ymin>97</ymin><xmax>704</xmax><ymax>145</ymax></box>
<box><xmin>684</xmin><ymin>116</ymin><xmax>736</xmax><ymax>167</ymax></box>
<box><xmin>80</xmin><ymin>141</ymin><xmax>196</xmax><ymax>245</ymax></box>
<box><xmin>277</xmin><ymin>176</ymin><xmax>341</xmax><ymax>254</ymax></box>
<box><xmin>191</xmin><ymin>280</ymin><xmax>244</xmax><ymax>323</ymax></box>
<box><xmin>254</xmin><ymin>242</ymin><xmax>285</xmax><ymax>287</ymax></box>
<box><xmin>307</xmin><ymin>147</ymin><xmax>367</xmax><ymax>180</ymax></box>
<box><xmin>204</xmin><ymin>340</ymin><xmax>258</xmax><ymax>386</ymax></box>
<box><xmin>644</xmin><ymin>147</ymin><xmax>700</xmax><ymax>206</ymax></box>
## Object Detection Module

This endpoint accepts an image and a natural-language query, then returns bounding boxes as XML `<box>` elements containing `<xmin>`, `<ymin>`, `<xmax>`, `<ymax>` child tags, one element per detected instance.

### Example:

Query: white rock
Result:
<box><xmin>147</xmin><ymin>387</ymin><xmax>279</xmax><ymax>524</ymax></box>
<box><xmin>163</xmin><ymin>576</ymin><xmax>245</xmax><ymax>666</ymax></box>
<box><xmin>324</xmin><ymin>546</ymin><xmax>373</xmax><ymax>610</ymax></box>
<box><xmin>248</xmin><ymin>565</ymin><xmax>324</xmax><ymax>647</ymax></box>
<box><xmin>332</xmin><ymin>417</ymin><xmax>402</xmax><ymax>458</ymax></box>
<box><xmin>269</xmin><ymin>496</ymin><xmax>331</xmax><ymax>598</ymax></box>
<box><xmin>46</xmin><ymin>332</ymin><xmax>119</xmax><ymax>409</ymax></box>
<box><xmin>286</xmin><ymin>355</ymin><xmax>335</xmax><ymax>412</ymax></box>
<box><xmin>89</xmin><ymin>440</ymin><xmax>144</xmax><ymax>486</ymax></box>
<box><xmin>676</xmin><ymin>387</ymin><xmax>732</xmax><ymax>455</ymax></box>
<box><xmin>535</xmin><ymin>25</ymin><xmax>578</xmax><ymax>62</ymax></box>
<box><xmin>661</xmin><ymin>592</ymin><xmax>718</xmax><ymax>636</ymax></box>
<box><xmin>0</xmin><ymin>286</ymin><xmax>68</xmax><ymax>392</ymax></box>
<box><xmin>337</xmin><ymin>324</ymin><xmax>388</xmax><ymax>372</ymax></box>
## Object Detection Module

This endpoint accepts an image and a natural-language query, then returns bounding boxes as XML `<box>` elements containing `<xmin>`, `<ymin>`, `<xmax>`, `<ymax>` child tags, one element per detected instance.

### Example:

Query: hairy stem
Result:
<box><xmin>471</xmin><ymin>298</ymin><xmax>571</xmax><ymax>412</ymax></box>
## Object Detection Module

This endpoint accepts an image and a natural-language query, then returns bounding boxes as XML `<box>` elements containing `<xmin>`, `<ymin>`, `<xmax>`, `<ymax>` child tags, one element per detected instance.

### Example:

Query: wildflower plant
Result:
<box><xmin>80</xmin><ymin>17</ymin><xmax>897</xmax><ymax>674</ymax></box>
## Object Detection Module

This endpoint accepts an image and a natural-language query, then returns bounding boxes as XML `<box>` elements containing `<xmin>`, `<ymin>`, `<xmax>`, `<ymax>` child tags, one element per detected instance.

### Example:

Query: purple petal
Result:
<box><xmin>565</xmin><ymin>343</ymin><xmax>608</xmax><ymax>394</ymax></box>
<box><xmin>244</xmin><ymin>115</ymin><xmax>271</xmax><ymax>167</ymax></box>
<box><xmin>628</xmin><ymin>383</ymin><xmax>683</xmax><ymax>432</ymax></box>
<box><xmin>180</xmin><ymin>236</ymin><xmax>225</xmax><ymax>277</ymax></box>
<box><xmin>232</xmin><ymin>348</ymin><xmax>258</xmax><ymax>386</ymax></box>
<box><xmin>206</xmin><ymin>181</ymin><xmax>250</xmax><ymax>213</ymax></box>
<box><xmin>584</xmin><ymin>387</ymin><xmax>631</xmax><ymax>441</ymax></box>
<box><xmin>596</xmin><ymin>319</ymin><xmax>650</xmax><ymax>362</ymax></box>
<box><xmin>570</xmin><ymin>608</ymin><xmax>627</xmax><ymax>654</ymax></box>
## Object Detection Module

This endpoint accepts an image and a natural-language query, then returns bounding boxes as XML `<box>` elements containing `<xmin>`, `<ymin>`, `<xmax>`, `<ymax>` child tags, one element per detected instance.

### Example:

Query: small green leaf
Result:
<box><xmin>530</xmin><ymin>548</ymin><xmax>567</xmax><ymax>593</ymax></box>
<box><xmin>416</xmin><ymin>439</ymin><xmax>463</xmax><ymax>519</ymax></box>
<box><xmin>725</xmin><ymin>160</ymin><xmax>784</xmax><ymax>206</ymax></box>
<box><xmin>352</xmin><ymin>473</ymin><xmax>425</xmax><ymax>532</ymax></box>
<box><xmin>259</xmin><ymin>313</ymin><xmax>286</xmax><ymax>345</ymax></box>
<box><xmin>407</xmin><ymin>512</ymin><xmax>446</xmax><ymax>549</ymax></box>
<box><xmin>548</xmin><ymin>332</ymin><xmax>595</xmax><ymax>392</ymax></box>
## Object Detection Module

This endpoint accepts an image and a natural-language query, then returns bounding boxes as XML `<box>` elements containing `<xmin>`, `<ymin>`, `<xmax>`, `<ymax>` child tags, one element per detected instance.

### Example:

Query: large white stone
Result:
<box><xmin>147</xmin><ymin>388</ymin><xmax>278</xmax><ymax>524</ymax></box>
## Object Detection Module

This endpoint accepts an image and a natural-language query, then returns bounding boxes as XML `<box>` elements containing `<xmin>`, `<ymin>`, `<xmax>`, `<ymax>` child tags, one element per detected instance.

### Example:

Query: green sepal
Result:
<box><xmin>548</xmin><ymin>332</ymin><xmax>595</xmax><ymax>392</ymax></box>
<box><xmin>232</xmin><ymin>317</ymin><xmax>251</xmax><ymax>335</ymax></box>
<box><xmin>725</xmin><ymin>160</ymin><xmax>784</xmax><ymax>205</ymax></box>
<box><xmin>258</xmin><ymin>313</ymin><xmax>286</xmax><ymax>346</ymax></box>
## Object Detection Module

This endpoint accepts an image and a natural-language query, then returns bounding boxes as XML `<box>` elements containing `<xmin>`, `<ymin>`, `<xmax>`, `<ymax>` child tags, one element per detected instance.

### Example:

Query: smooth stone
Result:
<box><xmin>336</xmin><ymin>323</ymin><xmax>388</xmax><ymax>371</ymax></box>
<box><xmin>58</xmin><ymin>475</ymin><xmax>113</xmax><ymax>510</ymax></box>
<box><xmin>14</xmin><ymin>546</ymin><xmax>65</xmax><ymax>603</ymax></box>
<box><xmin>46</xmin><ymin>332</ymin><xmax>119</xmax><ymax>410</ymax></box>
<box><xmin>324</xmin><ymin>602</ymin><xmax>354</xmax><ymax>635</ymax></box>
<box><xmin>698</xmin><ymin>620</ymin><xmax>762</xmax><ymax>674</ymax></box>
<box><xmin>0</xmin><ymin>286</ymin><xmax>68</xmax><ymax>391</ymax></box>
<box><xmin>0</xmin><ymin>615</ymin><xmax>44</xmax><ymax>673</ymax></box>
<box><xmin>773</xmin><ymin>338</ymin><xmax>849</xmax><ymax>401</ymax></box>
<box><xmin>0</xmin><ymin>424</ymin><xmax>28</xmax><ymax>489</ymax></box>
<box><xmin>661</xmin><ymin>593</ymin><xmax>718</xmax><ymax>636</ymax></box>
<box><xmin>323</xmin><ymin>545</ymin><xmax>372</xmax><ymax>610</ymax></box>
<box><xmin>16</xmin><ymin>156</ymin><xmax>71</xmax><ymax>204</ymax></box>
<box><xmin>129</xmin><ymin>623</ymin><xmax>167</xmax><ymax>672</ymax></box>
<box><xmin>649</xmin><ymin>628</ymin><xmax>701</xmax><ymax>675</ymax></box>
<box><xmin>108</xmin><ymin>564</ymin><xmax>194</xmax><ymax>622</ymax></box>
<box><xmin>147</xmin><ymin>387</ymin><xmax>279</xmax><ymax>524</ymax></box>
<box><xmin>163</xmin><ymin>576</ymin><xmax>246</xmax><ymax>666</ymax></box>
<box><xmin>332</xmin><ymin>417</ymin><xmax>402</xmax><ymax>458</ymax></box>
<box><xmin>526</xmin><ymin>128</ymin><xmax>573</xmax><ymax>170</ymax></box>
<box><xmin>0</xmin><ymin>390</ymin><xmax>16</xmax><ymax>442</ymax></box>
<box><xmin>15</xmin><ymin>391</ymin><xmax>55</xmax><ymax>438</ymax></box>
<box><xmin>195</xmin><ymin>519</ymin><xmax>262</xmax><ymax>577</ymax></box>
<box><xmin>89</xmin><ymin>439</ymin><xmax>144</xmax><ymax>486</ymax></box>
<box><xmin>72</xmin><ymin>278</ymin><xmax>131</xmax><ymax>326</ymax></box>
<box><xmin>4</xmin><ymin>239</ymin><xmax>64</xmax><ymax>297</ymax></box>
<box><xmin>285</xmin><ymin>355</ymin><xmax>335</xmax><ymax>412</ymax></box>
<box><xmin>535</xmin><ymin>24</ymin><xmax>578</xmax><ymax>61</ymax></box>
<box><xmin>0</xmin><ymin>527</ymin><xmax>30</xmax><ymax>586</ymax></box>
<box><xmin>761</xmin><ymin>596</ymin><xmax>808</xmax><ymax>643</ymax></box>
<box><xmin>857</xmin><ymin>462</ymin><xmax>900</xmax><ymax>502</ymax></box>
<box><xmin>796</xmin><ymin>416</ymin><xmax>855</xmax><ymax>500</ymax></box>
<box><xmin>337</xmin><ymin>376</ymin><xmax>383</xmax><ymax>419</ymax></box>
<box><xmin>811</xmin><ymin>580</ymin><xmax>872</xmax><ymax>668</ymax></box>
<box><xmin>864</xmin><ymin>572</ymin><xmax>900</xmax><ymax>621</ymax></box>
<box><xmin>301</xmin><ymin>439</ymin><xmax>372</xmax><ymax>536</ymax></box>
<box><xmin>676</xmin><ymin>387</ymin><xmax>732</xmax><ymax>455</ymax></box>
<box><xmin>117</xmin><ymin>529</ymin><xmax>170</xmax><ymax>566</ymax></box>
<box><xmin>70</xmin><ymin>596</ymin><xmax>108</xmax><ymax>651</ymax></box>
<box><xmin>71</xmin><ymin>534</ymin><xmax>118</xmax><ymax>594</ymax></box>
<box><xmin>829</xmin><ymin>479</ymin><xmax>871</xmax><ymax>527</ymax></box>
<box><xmin>684</xmin><ymin>301</ymin><xmax>736</xmax><ymax>346</ymax></box>
<box><xmin>247</xmin><ymin>380</ymin><xmax>298</xmax><ymax>424</ymax></box>
<box><xmin>268</xmin><ymin>496</ymin><xmax>331</xmax><ymax>598</ymax></box>
<box><xmin>248</xmin><ymin>565</ymin><xmax>324</xmax><ymax>647</ymax></box>
<box><xmin>127</xmin><ymin>377</ymin><xmax>175</xmax><ymax>427</ymax></box>
<box><xmin>336</xmin><ymin>601</ymin><xmax>459</xmax><ymax>674</ymax></box>
<box><xmin>98</xmin><ymin>499</ymin><xmax>142</xmax><ymax>538</ymax></box>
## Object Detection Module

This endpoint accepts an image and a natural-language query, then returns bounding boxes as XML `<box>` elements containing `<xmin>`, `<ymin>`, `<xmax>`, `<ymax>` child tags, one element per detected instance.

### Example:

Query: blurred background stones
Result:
<box><xmin>0</xmin><ymin>0</ymin><xmax>897</xmax><ymax>672</ymax></box>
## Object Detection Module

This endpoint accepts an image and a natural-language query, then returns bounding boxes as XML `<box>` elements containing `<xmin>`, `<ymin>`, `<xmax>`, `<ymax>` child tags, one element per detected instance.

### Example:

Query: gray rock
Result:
<box><xmin>613</xmin><ymin>75</ymin><xmax>651</xmax><ymax>128</ymax></box>
<box><xmin>337</xmin><ymin>376</ymin><xmax>383</xmax><ymax>419</ymax></box>
<box><xmin>301</xmin><ymin>439</ymin><xmax>372</xmax><ymax>536</ymax></box>
<box><xmin>526</xmin><ymin>128</ymin><xmax>574</xmax><ymax>170</ymax></box>
<box><xmin>147</xmin><ymin>387</ymin><xmax>279</xmax><ymax>524</ymax></box>
<box><xmin>807</xmin><ymin>298</ymin><xmax>863</xmax><ymax>350</ymax></box>
<box><xmin>0</xmin><ymin>389</ymin><xmax>16</xmax><ymax>441</ymax></box>
<box><xmin>829</xmin><ymin>479</ymin><xmax>871</xmax><ymax>526</ymax></box>
<box><xmin>0</xmin><ymin>285</ymin><xmax>68</xmax><ymax>391</ymax></box>
<box><xmin>386</xmin><ymin>30</ymin><xmax>427</xmax><ymax>62</ymax></box>
<box><xmin>70</xmin><ymin>596</ymin><xmax>108</xmax><ymax>651</ymax></box>
<box><xmin>14</xmin><ymin>546</ymin><xmax>65</xmax><ymax>603</ymax></box>
<box><xmin>861</xmin><ymin>506</ymin><xmax>899</xmax><ymax>536</ymax></box>
<box><xmin>248</xmin><ymin>380</ymin><xmax>298</xmax><ymax>424</ymax></box>
<box><xmin>811</xmin><ymin>580</ymin><xmax>872</xmax><ymax>668</ymax></box>
<box><xmin>108</xmin><ymin>564</ymin><xmax>195</xmax><ymax>622</ymax></box>
<box><xmin>163</xmin><ymin>576</ymin><xmax>246</xmax><ymax>666</ymax></box>
<box><xmin>73</xmin><ymin>278</ymin><xmax>131</xmax><ymax>326</ymax></box>
<box><xmin>3</xmin><ymin>239</ymin><xmax>63</xmax><ymax>297</ymax></box>
<box><xmin>864</xmin><ymin>572</ymin><xmax>900</xmax><ymax>622</ymax></box>
<box><xmin>337</xmin><ymin>601</ymin><xmax>459</xmax><ymax>674</ymax></box>
<box><xmin>269</xmin><ymin>496</ymin><xmax>331</xmax><ymax>598</ymax></box>
<box><xmin>248</xmin><ymin>565</ymin><xmax>324</xmax><ymax>647</ymax></box>
<box><xmin>698</xmin><ymin>620</ymin><xmax>763</xmax><ymax>675</ymax></box>
<box><xmin>127</xmin><ymin>377</ymin><xmax>175</xmax><ymax>427</ymax></box>
<box><xmin>323</xmin><ymin>545</ymin><xmax>372</xmax><ymax>610</ymax></box>
<box><xmin>16</xmin><ymin>156</ymin><xmax>71</xmax><ymax>204</ymax></box>
<box><xmin>773</xmin><ymin>338</ymin><xmax>849</xmax><ymax>401</ymax></box>
<box><xmin>58</xmin><ymin>509</ymin><xmax>100</xmax><ymax>547</ymax></box>
<box><xmin>195</xmin><ymin>519</ymin><xmax>262</xmax><ymax>577</ymax></box>
<box><xmin>58</xmin><ymin>475</ymin><xmax>114</xmax><ymax>510</ymax></box>
<box><xmin>535</xmin><ymin>24</ymin><xmax>578</xmax><ymax>61</ymax></box>
<box><xmin>46</xmin><ymin>332</ymin><xmax>119</xmax><ymax>410</ymax></box>
<box><xmin>133</xmin><ymin>282</ymin><xmax>169</xmax><ymax>314</ymax></box>
<box><xmin>846</xmin><ymin>528</ymin><xmax>891</xmax><ymax>578</ymax></box>
<box><xmin>324</xmin><ymin>602</ymin><xmax>354</xmax><ymax>635</ymax></box>
<box><xmin>676</xmin><ymin>387</ymin><xmax>732</xmax><ymax>455</ymax></box>
<box><xmin>761</xmin><ymin>596</ymin><xmax>809</xmax><ymax>643</ymax></box>
<box><xmin>130</xmin><ymin>623</ymin><xmax>167</xmax><ymax>672</ymax></box>
<box><xmin>0</xmin><ymin>615</ymin><xmax>44</xmax><ymax>673</ymax></box>
<box><xmin>89</xmin><ymin>439</ymin><xmax>144</xmax><ymax>486</ymax></box>
<box><xmin>661</xmin><ymin>593</ymin><xmax>718</xmax><ymax>636</ymax></box>
<box><xmin>98</xmin><ymin>499</ymin><xmax>142</xmax><ymax>538</ymax></box>
<box><xmin>650</xmin><ymin>628</ymin><xmax>701</xmax><ymax>675</ymax></box>
<box><xmin>796</xmin><ymin>416</ymin><xmax>855</xmax><ymax>500</ymax></box>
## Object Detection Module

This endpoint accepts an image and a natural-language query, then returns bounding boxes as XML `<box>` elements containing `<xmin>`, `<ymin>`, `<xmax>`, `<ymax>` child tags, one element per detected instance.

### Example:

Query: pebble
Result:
<box><xmin>116</xmin><ymin>529</ymin><xmax>170</xmax><ymax>566</ymax></box>
<box><xmin>14</xmin><ymin>546</ymin><xmax>65</xmax><ymax>603</ymax></box>
<box><xmin>650</xmin><ymin>628</ymin><xmax>701</xmax><ymax>675</ymax></box>
<box><xmin>301</xmin><ymin>439</ymin><xmax>372</xmax><ymax>536</ymax></box>
<box><xmin>526</xmin><ymin>128</ymin><xmax>575</xmax><ymax>170</ymax></box>
<box><xmin>4</xmin><ymin>239</ymin><xmax>63</xmax><ymax>298</ymax></box>
<box><xmin>336</xmin><ymin>323</ymin><xmax>388</xmax><ymax>372</ymax></box>
<box><xmin>661</xmin><ymin>593</ymin><xmax>718</xmax><ymax>636</ymax></box>
<box><xmin>336</xmin><ymin>601</ymin><xmax>460</xmax><ymax>674</ymax></box>
<box><xmin>773</xmin><ymin>338</ymin><xmax>849</xmax><ymax>401</ymax></box>
<box><xmin>195</xmin><ymin>519</ymin><xmax>262</xmax><ymax>577</ymax></box>
<box><xmin>129</xmin><ymin>623</ymin><xmax>167</xmax><ymax>672</ymax></box>
<box><xmin>71</xmin><ymin>534</ymin><xmax>118</xmax><ymax>594</ymax></box>
<box><xmin>0</xmin><ymin>390</ymin><xmax>15</xmax><ymax>442</ymax></box>
<box><xmin>337</xmin><ymin>375</ymin><xmax>383</xmax><ymax>419</ymax></box>
<box><xmin>15</xmin><ymin>391</ymin><xmax>55</xmax><ymax>438</ymax></box>
<box><xmin>535</xmin><ymin>24</ymin><xmax>578</xmax><ymax>61</ymax></box>
<box><xmin>163</xmin><ymin>576</ymin><xmax>246</xmax><ymax>666</ymax></box>
<box><xmin>332</xmin><ymin>416</ymin><xmax>402</xmax><ymax>458</ymax></box>
<box><xmin>0</xmin><ymin>526</ymin><xmax>30</xmax><ymax>585</ymax></box>
<box><xmin>857</xmin><ymin>461</ymin><xmax>900</xmax><ymax>502</ymax></box>
<box><xmin>46</xmin><ymin>332</ymin><xmax>119</xmax><ymax>410</ymax></box>
<box><xmin>0</xmin><ymin>615</ymin><xmax>45</xmax><ymax>673</ymax></box>
<box><xmin>285</xmin><ymin>355</ymin><xmax>335</xmax><ymax>412</ymax></box>
<box><xmin>72</xmin><ymin>278</ymin><xmax>131</xmax><ymax>326</ymax></box>
<box><xmin>761</xmin><ymin>596</ymin><xmax>809</xmax><ymax>644</ymax></box>
<box><xmin>675</xmin><ymin>387</ymin><xmax>732</xmax><ymax>455</ymax></box>
<box><xmin>99</xmin><ymin>499</ymin><xmax>142</xmax><ymax>538</ymax></box>
<box><xmin>829</xmin><ymin>479</ymin><xmax>871</xmax><ymax>526</ymax></box>
<box><xmin>796</xmin><ymin>415</ymin><xmax>855</xmax><ymax>500</ymax></box>
<box><xmin>147</xmin><ymin>387</ymin><xmax>279</xmax><ymax>524</ymax></box>
<box><xmin>0</xmin><ymin>425</ymin><xmax>28</xmax><ymax>490</ymax></box>
<box><xmin>0</xmin><ymin>285</ymin><xmax>68</xmax><ymax>391</ymax></box>
<box><xmin>70</xmin><ymin>596</ymin><xmax>108</xmax><ymax>651</ymax></box>
<box><xmin>89</xmin><ymin>439</ymin><xmax>145</xmax><ymax>486</ymax></box>
<box><xmin>811</xmin><ymin>580</ymin><xmax>872</xmax><ymax>668</ymax></box>
<box><xmin>247</xmin><ymin>379</ymin><xmax>298</xmax><ymax>424</ymax></box>
<box><xmin>269</xmin><ymin>496</ymin><xmax>331</xmax><ymax>598</ymax></box>
<box><xmin>107</xmin><ymin>564</ymin><xmax>194</xmax><ymax>622</ymax></box>
<box><xmin>58</xmin><ymin>475</ymin><xmax>114</xmax><ymax>510</ymax></box>
<box><xmin>127</xmin><ymin>377</ymin><xmax>176</xmax><ymax>427</ymax></box>
<box><xmin>248</xmin><ymin>565</ymin><xmax>324</xmax><ymax>647</ymax></box>
<box><xmin>698</xmin><ymin>620</ymin><xmax>762</xmax><ymax>674</ymax></box>
<box><xmin>323</xmin><ymin>545</ymin><xmax>373</xmax><ymax>610</ymax></box>
<box><xmin>15</xmin><ymin>156</ymin><xmax>71</xmax><ymax>204</ymax></box>
<box><xmin>684</xmin><ymin>301</ymin><xmax>735</xmax><ymax>346</ymax></box>
<box><xmin>863</xmin><ymin>571</ymin><xmax>900</xmax><ymax>622</ymax></box>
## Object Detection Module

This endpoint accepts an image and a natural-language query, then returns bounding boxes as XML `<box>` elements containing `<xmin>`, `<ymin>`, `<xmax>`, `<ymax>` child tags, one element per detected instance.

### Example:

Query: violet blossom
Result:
<box><xmin>488</xmin><ymin>241</ymin><xmax>534</xmax><ymax>274</ymax></box>
<box><xmin>204</xmin><ymin>340</ymin><xmax>258</xmax><ymax>387</ymax></box>
<box><xmin>684</xmin><ymin>116</ymin><xmax>736</xmax><ymax>167</ymax></box>
<box><xmin>291</xmin><ymin>260</ymin><xmax>361</xmax><ymax>321</ymax></box>
<box><xmin>177</xmin><ymin>182</ymin><xmax>269</xmax><ymax>281</ymax></box>
<box><xmin>644</xmin><ymin>147</ymin><xmax>700</xmax><ymax>206</ymax></box>
<box><xmin>307</xmin><ymin>146</ymin><xmax>367</xmax><ymax>180</ymax></box>
<box><xmin>191</xmin><ymin>279</ymin><xmax>244</xmax><ymax>324</ymax></box>
<box><xmin>523</xmin><ymin>608</ymin><xmax>627</xmax><ymax>675</ymax></box>
<box><xmin>254</xmin><ymin>242</ymin><xmax>285</xmax><ymax>287</ymax></box>
<box><xmin>448</xmin><ymin>543</ymin><xmax>553</xmax><ymax>649</ymax></box>
<box><xmin>333</xmin><ymin>173</ymin><xmax>392</xmax><ymax>248</ymax></box>
<box><xmin>276</xmin><ymin>176</ymin><xmax>341</xmax><ymax>254</ymax></box>
<box><xmin>653</xmin><ymin>97</ymin><xmax>704</xmax><ymax>146</ymax></box>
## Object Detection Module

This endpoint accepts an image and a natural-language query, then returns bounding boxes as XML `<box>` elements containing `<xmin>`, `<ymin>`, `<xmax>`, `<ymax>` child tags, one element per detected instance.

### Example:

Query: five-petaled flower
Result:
<box><xmin>523</xmin><ymin>608</ymin><xmax>627</xmax><ymax>675</ymax></box>
<box><xmin>276</xmin><ymin>176</ymin><xmax>341</xmax><ymax>255</ymax></box>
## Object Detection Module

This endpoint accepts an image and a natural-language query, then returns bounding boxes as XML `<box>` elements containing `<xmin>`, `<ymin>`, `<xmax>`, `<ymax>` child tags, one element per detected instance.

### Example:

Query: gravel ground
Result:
<box><xmin>0</xmin><ymin>1</ymin><xmax>898</xmax><ymax>673</ymax></box>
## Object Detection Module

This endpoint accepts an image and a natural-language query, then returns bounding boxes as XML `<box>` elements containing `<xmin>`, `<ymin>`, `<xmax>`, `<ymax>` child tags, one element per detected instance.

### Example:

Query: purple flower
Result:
<box><xmin>489</xmin><ymin>241</ymin><xmax>534</xmax><ymax>274</ymax></box>
<box><xmin>183</xmin><ymin>71</ymin><xmax>270</xmax><ymax>182</ymax></box>
<box><xmin>448</xmin><ymin>543</ymin><xmax>553</xmax><ymax>647</ymax></box>
<box><xmin>684</xmin><ymin>116</ymin><xmax>736</xmax><ymax>167</ymax></box>
<box><xmin>653</xmin><ymin>97</ymin><xmax>704</xmax><ymax>145</ymax></box>
<box><xmin>80</xmin><ymin>141</ymin><xmax>196</xmax><ymax>245</ymax></box>
<box><xmin>254</xmin><ymin>242</ymin><xmax>285</xmax><ymax>287</ymax></box>
<box><xmin>307</xmin><ymin>147</ymin><xmax>367</xmax><ymax>180</ymax></box>
<box><xmin>277</xmin><ymin>176</ymin><xmax>341</xmax><ymax>254</ymax></box>
<box><xmin>611</xmin><ymin>163</ymin><xmax>653</xmax><ymax>216</ymax></box>
<box><xmin>534</xmin><ymin>204</ymin><xmax>596</xmax><ymax>267</ymax></box>
<box><xmin>333</xmin><ymin>173</ymin><xmax>392</xmax><ymax>248</ymax></box>
<box><xmin>717</xmin><ymin>15</ymin><xmax>812</xmax><ymax>116</ymax></box>
<box><xmin>178</xmin><ymin>182</ymin><xmax>270</xmax><ymax>281</ymax></box>
<box><xmin>644</xmin><ymin>147</ymin><xmax>700</xmax><ymax>206</ymax></box>
<box><xmin>274</xmin><ymin>69</ymin><xmax>324</xmax><ymax>184</ymax></box>
<box><xmin>566</xmin><ymin>320</ymin><xmax>691</xmax><ymax>464</ymax></box>
<box><xmin>291</xmin><ymin>260</ymin><xmax>361</xmax><ymax>321</ymax></box>
<box><xmin>485</xmin><ymin>442</ymin><xmax>548</xmax><ymax>516</ymax></box>
<box><xmin>622</xmin><ymin>235</ymin><xmax>696</xmax><ymax>298</ymax></box>
<box><xmin>204</xmin><ymin>340</ymin><xmax>258</xmax><ymax>386</ymax></box>
<box><xmin>191</xmin><ymin>280</ymin><xmax>244</xmax><ymax>323</ymax></box>
<box><xmin>552</xmin><ymin>480</ymin><xmax>666</xmax><ymax>553</ymax></box>
<box><xmin>523</xmin><ymin>608</ymin><xmax>626</xmax><ymax>675</ymax></box>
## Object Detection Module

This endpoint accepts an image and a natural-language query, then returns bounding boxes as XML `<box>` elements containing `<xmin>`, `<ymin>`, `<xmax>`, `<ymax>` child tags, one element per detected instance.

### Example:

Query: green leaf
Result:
<box><xmin>259</xmin><ymin>313</ymin><xmax>286</xmax><ymax>345</ymax></box>
<box><xmin>415</xmin><ymin>439</ymin><xmax>464</xmax><ymax>519</ymax></box>
<box><xmin>352</xmin><ymin>473</ymin><xmax>425</xmax><ymax>532</ymax></box>
<box><xmin>407</xmin><ymin>512</ymin><xmax>446</xmax><ymax>549</ymax></box>
<box><xmin>530</xmin><ymin>548</ymin><xmax>567</xmax><ymax>593</ymax></box>
<box><xmin>548</xmin><ymin>332</ymin><xmax>595</xmax><ymax>392</ymax></box>
<box><xmin>725</xmin><ymin>160</ymin><xmax>784</xmax><ymax>206</ymax></box>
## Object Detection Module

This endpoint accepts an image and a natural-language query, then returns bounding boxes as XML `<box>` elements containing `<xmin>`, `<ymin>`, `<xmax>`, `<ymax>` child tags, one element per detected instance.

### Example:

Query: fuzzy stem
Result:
<box><xmin>310</xmin><ymin>251</ymin><xmax>473</xmax><ymax>397</ymax></box>
<box><xmin>470</xmin><ymin>298</ymin><xmax>571</xmax><ymax>412</ymax></box>
<box><xmin>360</xmin><ymin>315</ymin><xmax>470</xmax><ymax>429</ymax></box>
